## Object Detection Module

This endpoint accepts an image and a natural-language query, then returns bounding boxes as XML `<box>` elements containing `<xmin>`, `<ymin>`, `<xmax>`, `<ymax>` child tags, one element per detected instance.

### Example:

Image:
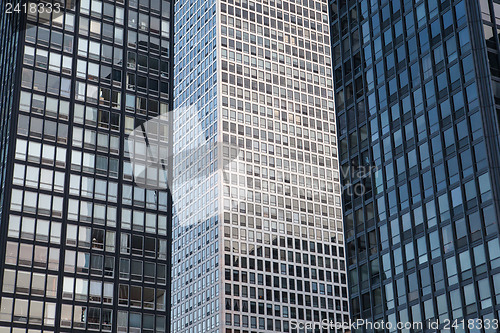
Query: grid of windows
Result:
<box><xmin>0</xmin><ymin>1</ymin><xmax>172</xmax><ymax>332</ymax></box>
<box><xmin>220</xmin><ymin>0</ymin><xmax>348</xmax><ymax>332</ymax></box>
<box><xmin>0</xmin><ymin>2</ymin><xmax>24</xmax><ymax>237</ymax></box>
<box><xmin>172</xmin><ymin>0</ymin><xmax>349</xmax><ymax>332</ymax></box>
<box><xmin>171</xmin><ymin>0</ymin><xmax>219</xmax><ymax>332</ymax></box>
<box><xmin>330</xmin><ymin>0</ymin><xmax>500</xmax><ymax>331</ymax></box>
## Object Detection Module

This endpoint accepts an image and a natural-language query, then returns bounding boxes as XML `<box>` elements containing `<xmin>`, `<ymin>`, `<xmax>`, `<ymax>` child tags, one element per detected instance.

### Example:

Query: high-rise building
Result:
<box><xmin>329</xmin><ymin>0</ymin><xmax>500</xmax><ymax>330</ymax></box>
<box><xmin>170</xmin><ymin>0</ymin><xmax>349</xmax><ymax>332</ymax></box>
<box><xmin>0</xmin><ymin>1</ymin><xmax>174</xmax><ymax>332</ymax></box>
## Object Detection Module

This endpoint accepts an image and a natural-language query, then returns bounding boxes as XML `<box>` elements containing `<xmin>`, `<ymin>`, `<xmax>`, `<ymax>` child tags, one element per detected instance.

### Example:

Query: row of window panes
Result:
<box><xmin>64</xmin><ymin>224</ymin><xmax>115</xmax><ymax>250</ymax></box>
<box><xmin>12</xmin><ymin>163</ymin><xmax>65</xmax><ymax>193</ymax></box>
<box><xmin>68</xmin><ymin>174</ymin><xmax>118</xmax><ymax>202</ymax></box>
<box><xmin>25</xmin><ymin>24</ymin><xmax>75</xmax><ymax>52</ymax></box>
<box><xmin>220</xmin><ymin>28</ymin><xmax>331</xmax><ymax>69</ymax></box>
<box><xmin>220</xmin><ymin>12</ymin><xmax>330</xmax><ymax>53</ymax></box>
<box><xmin>73</xmin><ymin>104</ymin><xmax>120</xmax><ymax>131</ymax></box>
<box><xmin>223</xmin><ymin>295</ymin><xmax>344</xmax><ymax>314</ymax></box>
<box><xmin>222</xmin><ymin>219</ymin><xmax>337</xmax><ymax>242</ymax></box>
<box><xmin>124</xmin><ymin>95</ymin><xmax>169</xmax><ymax>117</ymax></box>
<box><xmin>221</xmin><ymin>162</ymin><xmax>336</xmax><ymax>191</ymax></box>
<box><xmin>17</xmin><ymin>114</ymin><xmax>68</xmax><ymax>144</ymax></box>
<box><xmin>127</xmin><ymin>10</ymin><xmax>169</xmax><ymax>37</ymax></box>
<box><xmin>26</xmin><ymin>12</ymin><xmax>75</xmax><ymax>33</ymax></box>
<box><xmin>10</xmin><ymin>189</ymin><xmax>63</xmax><ymax>217</ymax></box>
<box><xmin>116</xmin><ymin>310</ymin><xmax>167</xmax><ymax>332</ymax></box>
<box><xmin>219</xmin><ymin>48</ymin><xmax>332</xmax><ymax>88</ymax></box>
<box><xmin>66</xmin><ymin>199</ymin><xmax>117</xmax><ymax>225</ymax></box>
<box><xmin>69</xmin><ymin>198</ymin><xmax>167</xmax><ymax>235</ymax></box>
<box><xmin>222</xmin><ymin>185</ymin><xmax>338</xmax><ymax>206</ymax></box>
<box><xmin>220</xmin><ymin>74</ymin><xmax>333</xmax><ymax>106</ymax></box>
<box><xmin>120</xmin><ymin>233</ymin><xmax>168</xmax><ymax>258</ymax></box>
<box><xmin>21</xmin><ymin>68</ymin><xmax>71</xmax><ymax>97</ymax></box>
<box><xmin>2</xmin><ymin>270</ymin><xmax>58</xmax><ymax>297</ymax></box>
<box><xmin>221</xmin><ymin>60</ymin><xmax>333</xmax><ymax>90</ymax></box>
<box><xmin>0</xmin><ymin>299</ymin><xmax>166</xmax><ymax>331</ymax></box>
<box><xmin>222</xmin><ymin>107</ymin><xmax>335</xmax><ymax>137</ymax></box>
<box><xmin>118</xmin><ymin>258</ymin><xmax>167</xmax><ymax>283</ymax></box>
<box><xmin>70</xmin><ymin>150</ymin><xmax>119</xmax><ymax>176</ymax></box>
<box><xmin>4</xmin><ymin>242</ymin><xmax>59</xmax><ymax>270</ymax></box>
<box><xmin>219</xmin><ymin>28</ymin><xmax>331</xmax><ymax>73</ymax></box>
<box><xmin>8</xmin><ymin>215</ymin><xmax>61</xmax><ymax>244</ymax></box>
<box><xmin>126</xmin><ymin>30</ymin><xmax>170</xmax><ymax>55</ymax></box>
<box><xmin>66</xmin><ymin>199</ymin><xmax>169</xmax><ymax>235</ymax></box>
<box><xmin>220</xmin><ymin>139</ymin><xmax>336</xmax><ymax>173</ymax></box>
<box><xmin>0</xmin><ymin>298</ymin><xmax>56</xmax><ymax>326</ymax></box>
<box><xmin>60</xmin><ymin>304</ymin><xmax>112</xmax><ymax>331</ymax></box>
<box><xmin>63</xmin><ymin>250</ymin><xmax>115</xmax><ymax>276</ymax></box>
<box><xmin>219</xmin><ymin>136</ymin><xmax>336</xmax><ymax>168</ymax></box>
<box><xmin>24</xmin><ymin>46</ymin><xmax>72</xmax><ymax>74</ymax></box>
<box><xmin>72</xmin><ymin>129</ymin><xmax>121</xmax><ymax>155</ymax></box>
<box><xmin>19</xmin><ymin>92</ymin><xmax>70</xmax><ymax>119</ymax></box>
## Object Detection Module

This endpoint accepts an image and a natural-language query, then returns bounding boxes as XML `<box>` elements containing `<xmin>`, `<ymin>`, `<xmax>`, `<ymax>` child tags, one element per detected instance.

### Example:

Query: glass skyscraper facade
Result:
<box><xmin>171</xmin><ymin>0</ymin><xmax>349</xmax><ymax>332</ymax></box>
<box><xmin>329</xmin><ymin>0</ymin><xmax>500</xmax><ymax>331</ymax></box>
<box><xmin>0</xmin><ymin>1</ymin><xmax>173</xmax><ymax>332</ymax></box>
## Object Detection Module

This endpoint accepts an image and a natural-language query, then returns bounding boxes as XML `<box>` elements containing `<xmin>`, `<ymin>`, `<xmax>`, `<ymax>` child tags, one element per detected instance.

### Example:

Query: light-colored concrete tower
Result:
<box><xmin>171</xmin><ymin>0</ymin><xmax>349</xmax><ymax>332</ymax></box>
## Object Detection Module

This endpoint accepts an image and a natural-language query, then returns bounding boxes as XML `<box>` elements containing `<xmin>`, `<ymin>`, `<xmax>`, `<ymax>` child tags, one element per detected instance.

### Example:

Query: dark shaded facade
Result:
<box><xmin>0</xmin><ymin>1</ymin><xmax>174</xmax><ymax>332</ymax></box>
<box><xmin>329</xmin><ymin>0</ymin><xmax>500</xmax><ymax>331</ymax></box>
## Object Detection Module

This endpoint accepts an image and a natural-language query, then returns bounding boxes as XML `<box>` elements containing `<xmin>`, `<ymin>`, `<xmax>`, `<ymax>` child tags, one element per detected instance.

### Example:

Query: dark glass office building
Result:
<box><xmin>0</xmin><ymin>1</ymin><xmax>173</xmax><ymax>332</ymax></box>
<box><xmin>330</xmin><ymin>0</ymin><xmax>500</xmax><ymax>331</ymax></box>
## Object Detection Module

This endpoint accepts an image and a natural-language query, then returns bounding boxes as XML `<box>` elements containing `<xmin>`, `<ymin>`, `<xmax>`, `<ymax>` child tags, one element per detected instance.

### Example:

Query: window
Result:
<box><xmin>131</xmin><ymin>260</ymin><xmax>142</xmax><ymax>281</ymax></box>
<box><xmin>103</xmin><ymin>283</ymin><xmax>113</xmax><ymax>304</ymax></box>
<box><xmin>73</xmin><ymin>306</ymin><xmax>87</xmax><ymax>328</ymax></box>
<box><xmin>119</xmin><ymin>258</ymin><xmax>130</xmax><ymax>280</ymax></box>
<box><xmin>102</xmin><ymin>256</ymin><xmax>114</xmax><ymax>277</ymax></box>
<box><xmin>129</xmin><ymin>286</ymin><xmax>141</xmax><ymax>308</ymax></box>
<box><xmin>75</xmin><ymin>278</ymin><xmax>88</xmax><ymax>301</ymax></box>
<box><xmin>28</xmin><ymin>300</ymin><xmax>43</xmax><ymax>324</ymax></box>
<box><xmin>119</xmin><ymin>285</ymin><xmax>129</xmax><ymax>307</ymax></box>
<box><xmin>18</xmin><ymin>243</ymin><xmax>33</xmax><ymax>266</ymax></box>
<box><xmin>92</xmin><ymin>229</ymin><xmax>105</xmax><ymax>249</ymax></box>
<box><xmin>30</xmin><ymin>272</ymin><xmax>45</xmax><ymax>296</ymax></box>
<box><xmin>62</xmin><ymin>277</ymin><xmax>74</xmax><ymax>299</ymax></box>
<box><xmin>89</xmin><ymin>281</ymin><xmax>102</xmax><ymax>302</ymax></box>
<box><xmin>45</xmin><ymin>275</ymin><xmax>58</xmax><ymax>298</ymax></box>
<box><xmin>60</xmin><ymin>304</ymin><xmax>72</xmax><ymax>327</ymax></box>
<box><xmin>13</xmin><ymin>299</ymin><xmax>29</xmax><ymax>323</ymax></box>
<box><xmin>91</xmin><ymin>254</ymin><xmax>104</xmax><ymax>275</ymax></box>
<box><xmin>77</xmin><ymin>252</ymin><xmax>90</xmax><ymax>273</ymax></box>
<box><xmin>156</xmin><ymin>289</ymin><xmax>166</xmax><ymax>310</ymax></box>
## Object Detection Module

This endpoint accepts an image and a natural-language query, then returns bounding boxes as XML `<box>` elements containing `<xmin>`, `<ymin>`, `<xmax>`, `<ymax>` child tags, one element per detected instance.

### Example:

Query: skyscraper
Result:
<box><xmin>0</xmin><ymin>1</ymin><xmax>174</xmax><ymax>332</ymax></box>
<box><xmin>170</xmin><ymin>0</ymin><xmax>349</xmax><ymax>332</ymax></box>
<box><xmin>329</xmin><ymin>0</ymin><xmax>500</xmax><ymax>330</ymax></box>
